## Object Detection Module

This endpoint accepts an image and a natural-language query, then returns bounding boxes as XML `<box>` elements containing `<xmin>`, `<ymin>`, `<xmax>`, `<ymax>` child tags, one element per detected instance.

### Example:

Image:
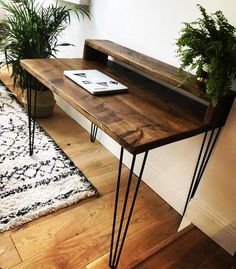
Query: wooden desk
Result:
<box><xmin>20</xmin><ymin>39</ymin><xmax>234</xmax><ymax>269</ymax></box>
<box><xmin>20</xmin><ymin>58</ymin><xmax>209</xmax><ymax>154</ymax></box>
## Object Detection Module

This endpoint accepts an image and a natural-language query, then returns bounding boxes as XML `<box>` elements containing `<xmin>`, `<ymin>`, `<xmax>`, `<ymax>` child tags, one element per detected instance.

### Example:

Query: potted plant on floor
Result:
<box><xmin>0</xmin><ymin>0</ymin><xmax>89</xmax><ymax>118</ymax></box>
<box><xmin>176</xmin><ymin>4</ymin><xmax>236</xmax><ymax>107</ymax></box>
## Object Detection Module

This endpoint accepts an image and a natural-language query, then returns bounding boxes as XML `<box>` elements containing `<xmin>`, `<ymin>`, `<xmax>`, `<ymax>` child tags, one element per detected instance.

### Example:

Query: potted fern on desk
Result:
<box><xmin>0</xmin><ymin>0</ymin><xmax>89</xmax><ymax>118</ymax></box>
<box><xmin>176</xmin><ymin>4</ymin><xmax>236</xmax><ymax>108</ymax></box>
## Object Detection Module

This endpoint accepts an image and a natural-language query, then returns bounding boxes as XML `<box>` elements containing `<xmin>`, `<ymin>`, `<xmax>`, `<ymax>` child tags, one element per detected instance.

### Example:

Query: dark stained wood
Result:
<box><xmin>135</xmin><ymin>226</ymin><xmax>236</xmax><ymax>269</ymax></box>
<box><xmin>85</xmin><ymin>39</ymin><xmax>209</xmax><ymax>101</ymax></box>
<box><xmin>204</xmin><ymin>92</ymin><xmax>236</xmax><ymax>128</ymax></box>
<box><xmin>83</xmin><ymin>43</ymin><xmax>108</xmax><ymax>62</ymax></box>
<box><xmin>20</xmin><ymin>57</ymin><xmax>209</xmax><ymax>154</ymax></box>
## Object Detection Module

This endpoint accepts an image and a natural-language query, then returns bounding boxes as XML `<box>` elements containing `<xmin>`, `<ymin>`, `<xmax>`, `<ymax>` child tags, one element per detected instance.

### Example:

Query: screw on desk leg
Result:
<box><xmin>90</xmin><ymin>122</ymin><xmax>98</xmax><ymax>142</ymax></box>
<box><xmin>109</xmin><ymin>148</ymin><xmax>149</xmax><ymax>269</ymax></box>
<box><xmin>26</xmin><ymin>74</ymin><xmax>37</xmax><ymax>156</ymax></box>
<box><xmin>183</xmin><ymin>127</ymin><xmax>222</xmax><ymax>215</ymax></box>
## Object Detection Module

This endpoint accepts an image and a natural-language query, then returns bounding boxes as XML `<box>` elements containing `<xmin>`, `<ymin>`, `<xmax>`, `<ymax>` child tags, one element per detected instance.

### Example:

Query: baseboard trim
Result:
<box><xmin>186</xmin><ymin>197</ymin><xmax>236</xmax><ymax>255</ymax></box>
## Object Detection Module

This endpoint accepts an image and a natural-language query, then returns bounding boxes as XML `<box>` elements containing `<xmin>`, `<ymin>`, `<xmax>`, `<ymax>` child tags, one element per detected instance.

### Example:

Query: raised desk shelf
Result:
<box><xmin>84</xmin><ymin>39</ymin><xmax>235</xmax><ymax>128</ymax></box>
<box><xmin>84</xmin><ymin>39</ymin><xmax>209</xmax><ymax>101</ymax></box>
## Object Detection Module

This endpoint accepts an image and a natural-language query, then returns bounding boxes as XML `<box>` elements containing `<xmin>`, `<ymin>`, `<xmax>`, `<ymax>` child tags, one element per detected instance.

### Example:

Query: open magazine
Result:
<box><xmin>64</xmin><ymin>69</ymin><xmax>128</xmax><ymax>95</ymax></box>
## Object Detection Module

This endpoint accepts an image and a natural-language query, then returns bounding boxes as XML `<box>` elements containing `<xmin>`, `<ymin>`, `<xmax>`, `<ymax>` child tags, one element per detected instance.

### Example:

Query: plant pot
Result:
<box><xmin>22</xmin><ymin>88</ymin><xmax>56</xmax><ymax>118</ymax></box>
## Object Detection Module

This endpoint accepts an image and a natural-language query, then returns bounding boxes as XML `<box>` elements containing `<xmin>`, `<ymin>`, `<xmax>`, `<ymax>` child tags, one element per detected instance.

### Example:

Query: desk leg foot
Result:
<box><xmin>26</xmin><ymin>74</ymin><xmax>37</xmax><ymax>156</ymax></box>
<box><xmin>109</xmin><ymin>148</ymin><xmax>149</xmax><ymax>269</ymax></box>
<box><xmin>183</xmin><ymin>128</ymin><xmax>222</xmax><ymax>215</ymax></box>
<box><xmin>90</xmin><ymin>122</ymin><xmax>98</xmax><ymax>142</ymax></box>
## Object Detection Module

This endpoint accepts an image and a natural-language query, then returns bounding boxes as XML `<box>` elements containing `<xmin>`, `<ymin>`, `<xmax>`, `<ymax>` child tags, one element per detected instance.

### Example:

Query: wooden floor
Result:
<box><xmin>0</xmin><ymin>70</ymin><xmax>235</xmax><ymax>269</ymax></box>
<box><xmin>0</xmin><ymin>71</ymin><xmax>182</xmax><ymax>268</ymax></box>
<box><xmin>136</xmin><ymin>226</ymin><xmax>236</xmax><ymax>269</ymax></box>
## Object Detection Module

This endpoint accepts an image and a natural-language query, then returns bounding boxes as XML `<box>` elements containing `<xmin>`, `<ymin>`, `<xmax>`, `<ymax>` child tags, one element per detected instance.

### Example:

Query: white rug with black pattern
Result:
<box><xmin>0</xmin><ymin>84</ymin><xmax>97</xmax><ymax>232</ymax></box>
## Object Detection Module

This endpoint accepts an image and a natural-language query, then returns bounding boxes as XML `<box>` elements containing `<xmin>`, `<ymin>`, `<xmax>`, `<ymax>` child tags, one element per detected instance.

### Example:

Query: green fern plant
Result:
<box><xmin>0</xmin><ymin>0</ymin><xmax>90</xmax><ymax>90</ymax></box>
<box><xmin>176</xmin><ymin>4</ymin><xmax>236</xmax><ymax>106</ymax></box>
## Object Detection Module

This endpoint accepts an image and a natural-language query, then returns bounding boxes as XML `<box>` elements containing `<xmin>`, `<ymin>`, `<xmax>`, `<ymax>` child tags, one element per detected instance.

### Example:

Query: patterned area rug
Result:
<box><xmin>0</xmin><ymin>84</ymin><xmax>97</xmax><ymax>232</ymax></box>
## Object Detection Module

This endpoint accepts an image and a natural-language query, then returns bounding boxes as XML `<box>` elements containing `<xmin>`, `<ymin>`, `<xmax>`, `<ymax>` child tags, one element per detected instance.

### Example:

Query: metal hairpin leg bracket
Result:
<box><xmin>26</xmin><ymin>74</ymin><xmax>37</xmax><ymax>156</ymax></box>
<box><xmin>183</xmin><ymin>127</ymin><xmax>222</xmax><ymax>215</ymax></box>
<box><xmin>90</xmin><ymin>122</ymin><xmax>98</xmax><ymax>142</ymax></box>
<box><xmin>109</xmin><ymin>147</ymin><xmax>149</xmax><ymax>269</ymax></box>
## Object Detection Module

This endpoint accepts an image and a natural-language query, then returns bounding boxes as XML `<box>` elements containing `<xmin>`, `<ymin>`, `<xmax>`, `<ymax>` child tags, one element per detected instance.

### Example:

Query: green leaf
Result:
<box><xmin>176</xmin><ymin>4</ymin><xmax>236</xmax><ymax>106</ymax></box>
<box><xmin>0</xmin><ymin>0</ymin><xmax>89</xmax><ymax>89</ymax></box>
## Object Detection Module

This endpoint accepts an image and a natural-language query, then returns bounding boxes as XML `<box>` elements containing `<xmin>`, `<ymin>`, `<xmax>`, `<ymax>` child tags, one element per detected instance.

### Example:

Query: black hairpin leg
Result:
<box><xmin>26</xmin><ymin>74</ymin><xmax>37</xmax><ymax>156</ymax></box>
<box><xmin>90</xmin><ymin>122</ymin><xmax>98</xmax><ymax>142</ymax></box>
<box><xmin>183</xmin><ymin>128</ymin><xmax>222</xmax><ymax>215</ymax></box>
<box><xmin>109</xmin><ymin>148</ymin><xmax>149</xmax><ymax>268</ymax></box>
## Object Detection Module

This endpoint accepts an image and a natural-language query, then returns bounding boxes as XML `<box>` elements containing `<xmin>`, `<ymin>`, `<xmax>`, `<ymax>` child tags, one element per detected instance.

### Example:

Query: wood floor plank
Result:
<box><xmin>11</xmin><ymin>180</ymin><xmax>173</xmax><ymax>261</ymax></box>
<box><xmin>134</xmin><ymin>227</ymin><xmax>236</xmax><ymax>269</ymax></box>
<box><xmin>11</xmin><ymin>208</ymin><xmax>86</xmax><ymax>261</ymax></box>
<box><xmin>86</xmin><ymin>211</ymin><xmax>181</xmax><ymax>269</ymax></box>
<box><xmin>86</xmin><ymin>254</ymin><xmax>109</xmax><ymax>269</ymax></box>
<box><xmin>123</xmin><ymin>225</ymin><xmax>194</xmax><ymax>269</ymax></box>
<box><xmin>10</xmin><ymin>205</ymin><xmax>180</xmax><ymax>269</ymax></box>
<box><xmin>198</xmin><ymin>248</ymin><xmax>236</xmax><ymax>269</ymax></box>
<box><xmin>10</xmin><ymin>222</ymin><xmax>110</xmax><ymax>269</ymax></box>
<box><xmin>10</xmin><ymin>192</ymin><xmax>113</xmax><ymax>261</ymax></box>
<box><xmin>0</xmin><ymin>235</ymin><xmax>21</xmax><ymax>269</ymax></box>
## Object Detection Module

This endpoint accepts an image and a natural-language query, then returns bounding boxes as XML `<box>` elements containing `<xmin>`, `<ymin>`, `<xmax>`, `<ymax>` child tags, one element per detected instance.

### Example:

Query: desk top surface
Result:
<box><xmin>21</xmin><ymin>58</ymin><xmax>209</xmax><ymax>154</ymax></box>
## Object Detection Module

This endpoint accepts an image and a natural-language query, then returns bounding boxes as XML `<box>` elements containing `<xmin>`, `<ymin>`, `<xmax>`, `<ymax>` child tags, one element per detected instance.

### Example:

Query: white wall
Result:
<box><xmin>185</xmin><ymin>101</ymin><xmax>236</xmax><ymax>255</ymax></box>
<box><xmin>49</xmin><ymin>0</ymin><xmax>236</xmax><ymax>252</ymax></box>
